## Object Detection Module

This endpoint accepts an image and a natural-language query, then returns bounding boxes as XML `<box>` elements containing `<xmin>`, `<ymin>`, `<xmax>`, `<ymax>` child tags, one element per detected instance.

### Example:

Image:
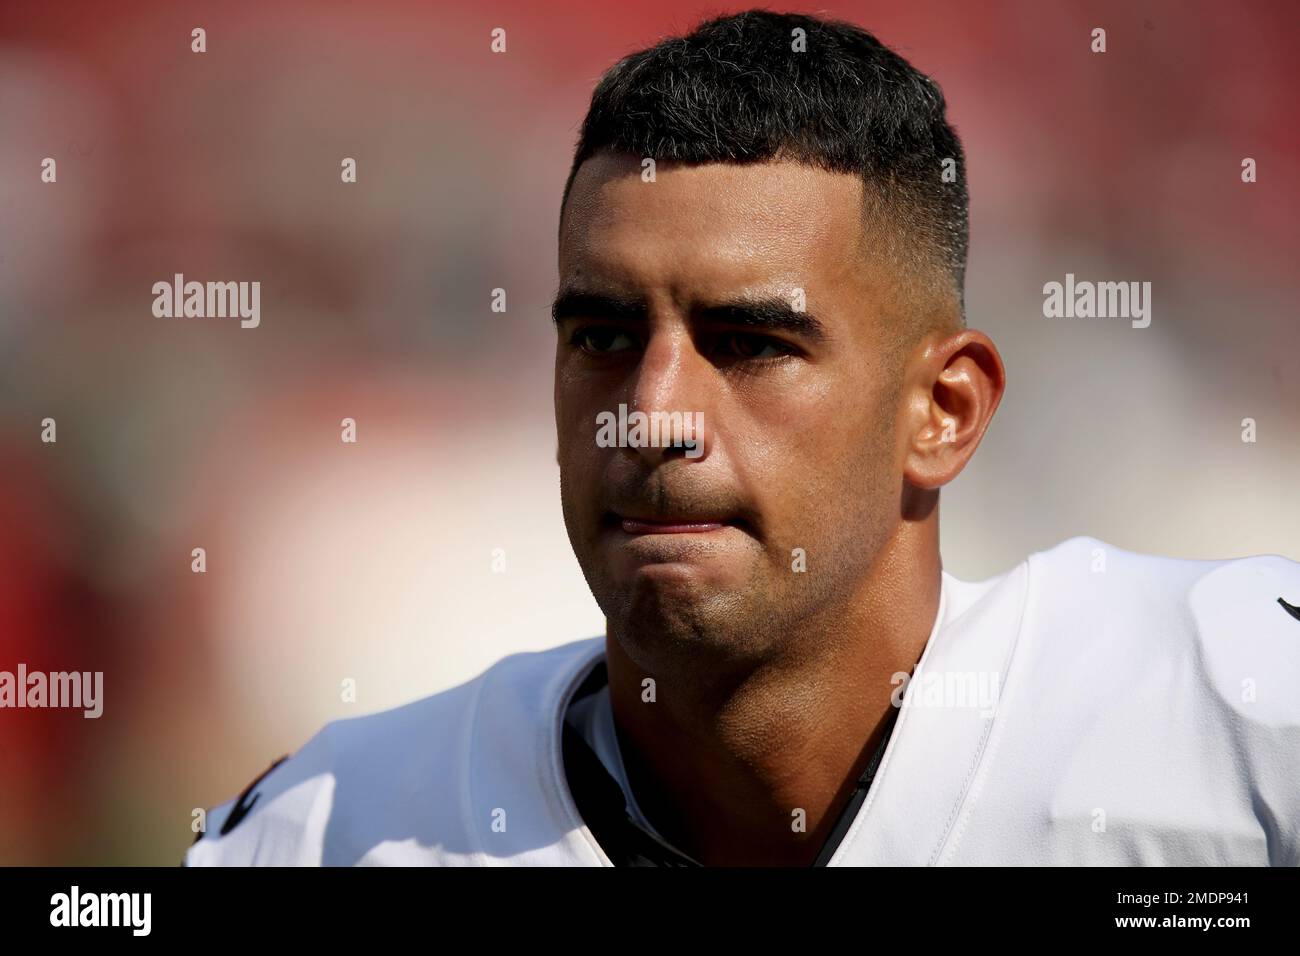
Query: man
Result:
<box><xmin>187</xmin><ymin>10</ymin><xmax>1300</xmax><ymax>866</ymax></box>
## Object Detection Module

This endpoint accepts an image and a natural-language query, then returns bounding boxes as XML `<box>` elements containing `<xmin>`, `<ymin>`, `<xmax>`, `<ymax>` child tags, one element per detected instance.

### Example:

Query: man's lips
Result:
<box><xmin>604</xmin><ymin>511</ymin><xmax>739</xmax><ymax>535</ymax></box>
<box><xmin>622</xmin><ymin>517</ymin><xmax>724</xmax><ymax>534</ymax></box>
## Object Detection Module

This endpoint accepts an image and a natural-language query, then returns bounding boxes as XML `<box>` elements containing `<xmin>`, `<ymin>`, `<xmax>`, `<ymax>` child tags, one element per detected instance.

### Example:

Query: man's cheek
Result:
<box><xmin>557</xmin><ymin>414</ymin><xmax>593</xmax><ymax>463</ymax></box>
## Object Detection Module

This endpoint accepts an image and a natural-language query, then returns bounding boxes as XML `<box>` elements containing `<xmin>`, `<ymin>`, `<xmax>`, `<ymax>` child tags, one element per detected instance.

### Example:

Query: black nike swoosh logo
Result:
<box><xmin>1279</xmin><ymin>597</ymin><xmax>1300</xmax><ymax>623</ymax></box>
<box><xmin>217</xmin><ymin>755</ymin><xmax>289</xmax><ymax>837</ymax></box>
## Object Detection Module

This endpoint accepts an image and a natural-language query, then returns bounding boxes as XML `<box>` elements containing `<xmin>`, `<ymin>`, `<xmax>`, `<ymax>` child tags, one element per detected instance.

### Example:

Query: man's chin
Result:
<box><xmin>592</xmin><ymin>551</ymin><xmax>770</xmax><ymax>658</ymax></box>
<box><xmin>603</xmin><ymin>560</ymin><xmax>729</xmax><ymax>626</ymax></box>
<box><xmin>603</xmin><ymin>578</ymin><xmax>781</xmax><ymax>679</ymax></box>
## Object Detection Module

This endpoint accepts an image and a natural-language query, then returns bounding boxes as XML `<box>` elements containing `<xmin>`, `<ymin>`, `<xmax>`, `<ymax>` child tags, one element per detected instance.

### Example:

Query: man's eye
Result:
<box><xmin>572</xmin><ymin>326</ymin><xmax>638</xmax><ymax>354</ymax></box>
<box><xmin>718</xmin><ymin>332</ymin><xmax>790</xmax><ymax>360</ymax></box>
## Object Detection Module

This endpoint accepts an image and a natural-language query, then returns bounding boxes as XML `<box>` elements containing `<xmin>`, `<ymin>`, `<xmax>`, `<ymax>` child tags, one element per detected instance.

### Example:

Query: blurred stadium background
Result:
<box><xmin>0</xmin><ymin>0</ymin><xmax>1296</xmax><ymax>863</ymax></box>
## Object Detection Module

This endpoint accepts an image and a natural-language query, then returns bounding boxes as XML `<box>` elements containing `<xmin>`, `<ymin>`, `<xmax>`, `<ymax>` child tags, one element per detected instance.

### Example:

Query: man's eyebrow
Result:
<box><xmin>696</xmin><ymin>298</ymin><xmax>828</xmax><ymax>343</ymax></box>
<box><xmin>550</xmin><ymin>290</ymin><xmax>649</xmax><ymax>325</ymax></box>
<box><xmin>550</xmin><ymin>290</ymin><xmax>828</xmax><ymax>343</ymax></box>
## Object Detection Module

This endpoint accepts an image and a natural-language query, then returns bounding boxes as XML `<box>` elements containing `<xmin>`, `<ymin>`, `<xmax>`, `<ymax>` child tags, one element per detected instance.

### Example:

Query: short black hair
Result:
<box><xmin>560</xmin><ymin>9</ymin><xmax>969</xmax><ymax>324</ymax></box>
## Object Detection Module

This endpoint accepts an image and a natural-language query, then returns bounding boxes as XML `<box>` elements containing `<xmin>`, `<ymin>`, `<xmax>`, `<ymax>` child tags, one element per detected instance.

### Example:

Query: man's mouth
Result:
<box><xmin>602</xmin><ymin>511</ymin><xmax>743</xmax><ymax>535</ymax></box>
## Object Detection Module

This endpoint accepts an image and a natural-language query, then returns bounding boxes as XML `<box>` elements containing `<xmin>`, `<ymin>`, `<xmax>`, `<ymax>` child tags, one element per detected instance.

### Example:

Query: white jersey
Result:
<box><xmin>185</xmin><ymin>535</ymin><xmax>1300</xmax><ymax>866</ymax></box>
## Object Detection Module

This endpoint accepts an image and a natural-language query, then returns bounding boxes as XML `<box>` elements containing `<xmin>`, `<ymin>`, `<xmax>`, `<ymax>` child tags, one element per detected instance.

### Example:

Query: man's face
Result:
<box><xmin>555</xmin><ymin>153</ymin><xmax>911</xmax><ymax>671</ymax></box>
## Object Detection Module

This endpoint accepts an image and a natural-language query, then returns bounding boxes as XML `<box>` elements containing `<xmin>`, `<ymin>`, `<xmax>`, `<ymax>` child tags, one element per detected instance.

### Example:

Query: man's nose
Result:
<box><xmin>624</xmin><ymin>330</ymin><xmax>711</xmax><ymax>465</ymax></box>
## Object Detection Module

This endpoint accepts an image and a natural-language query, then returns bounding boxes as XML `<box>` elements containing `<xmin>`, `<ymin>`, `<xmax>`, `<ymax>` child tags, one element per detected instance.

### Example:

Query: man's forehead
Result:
<box><xmin>559</xmin><ymin>153</ymin><xmax>871</xmax><ymax>290</ymax></box>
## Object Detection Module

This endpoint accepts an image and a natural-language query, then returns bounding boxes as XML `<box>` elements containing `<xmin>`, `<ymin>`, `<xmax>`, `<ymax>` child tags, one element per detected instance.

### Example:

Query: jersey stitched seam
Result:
<box><xmin>927</xmin><ymin>552</ymin><xmax>1034</xmax><ymax>865</ymax></box>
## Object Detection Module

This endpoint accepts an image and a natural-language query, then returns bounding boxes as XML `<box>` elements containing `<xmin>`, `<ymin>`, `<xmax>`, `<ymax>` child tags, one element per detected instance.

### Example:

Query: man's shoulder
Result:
<box><xmin>938</xmin><ymin>538</ymin><xmax>1300</xmax><ymax>865</ymax></box>
<box><xmin>185</xmin><ymin>636</ymin><xmax>604</xmax><ymax>866</ymax></box>
<box><xmin>1024</xmin><ymin>535</ymin><xmax>1300</xmax><ymax>649</ymax></box>
<box><xmin>1014</xmin><ymin>534</ymin><xmax>1300</xmax><ymax>737</ymax></box>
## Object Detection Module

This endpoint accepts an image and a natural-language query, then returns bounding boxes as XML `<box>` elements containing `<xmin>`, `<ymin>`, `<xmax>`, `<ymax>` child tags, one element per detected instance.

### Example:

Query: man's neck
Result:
<box><xmin>604</xmin><ymin>522</ymin><xmax>942</xmax><ymax>866</ymax></box>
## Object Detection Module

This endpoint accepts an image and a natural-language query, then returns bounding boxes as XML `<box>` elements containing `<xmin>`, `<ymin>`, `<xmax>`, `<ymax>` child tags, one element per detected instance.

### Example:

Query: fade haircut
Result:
<box><xmin>559</xmin><ymin>9</ymin><xmax>970</xmax><ymax>344</ymax></box>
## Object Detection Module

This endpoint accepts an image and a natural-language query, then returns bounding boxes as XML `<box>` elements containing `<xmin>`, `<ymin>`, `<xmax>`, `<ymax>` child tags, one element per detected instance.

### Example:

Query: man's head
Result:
<box><xmin>553</xmin><ymin>11</ymin><xmax>1004</xmax><ymax>676</ymax></box>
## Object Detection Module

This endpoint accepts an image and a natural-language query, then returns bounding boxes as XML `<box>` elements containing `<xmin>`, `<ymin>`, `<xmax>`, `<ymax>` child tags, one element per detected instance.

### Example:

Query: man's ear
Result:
<box><xmin>901</xmin><ymin>329</ymin><xmax>1006</xmax><ymax>490</ymax></box>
